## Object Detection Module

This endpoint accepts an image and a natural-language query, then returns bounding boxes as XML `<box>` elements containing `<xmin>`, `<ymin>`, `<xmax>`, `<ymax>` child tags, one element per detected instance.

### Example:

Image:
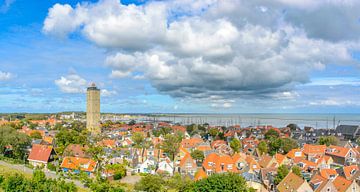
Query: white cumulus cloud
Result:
<box><xmin>0</xmin><ymin>71</ymin><xmax>13</xmax><ymax>81</ymax></box>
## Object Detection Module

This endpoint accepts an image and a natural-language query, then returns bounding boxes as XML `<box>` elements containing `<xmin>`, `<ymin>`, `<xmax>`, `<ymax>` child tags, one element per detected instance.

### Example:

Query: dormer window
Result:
<box><xmin>350</xmin><ymin>169</ymin><xmax>356</xmax><ymax>175</ymax></box>
<box><xmin>329</xmin><ymin>175</ymin><xmax>335</xmax><ymax>180</ymax></box>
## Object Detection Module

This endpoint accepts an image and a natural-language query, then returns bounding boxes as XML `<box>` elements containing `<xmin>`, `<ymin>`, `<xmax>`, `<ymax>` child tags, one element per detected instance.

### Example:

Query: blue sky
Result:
<box><xmin>1</xmin><ymin>0</ymin><xmax>360</xmax><ymax>113</ymax></box>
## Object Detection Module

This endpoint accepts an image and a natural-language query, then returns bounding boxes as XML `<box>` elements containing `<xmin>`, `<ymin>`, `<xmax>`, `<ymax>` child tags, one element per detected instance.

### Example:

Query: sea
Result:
<box><xmin>141</xmin><ymin>113</ymin><xmax>360</xmax><ymax>129</ymax></box>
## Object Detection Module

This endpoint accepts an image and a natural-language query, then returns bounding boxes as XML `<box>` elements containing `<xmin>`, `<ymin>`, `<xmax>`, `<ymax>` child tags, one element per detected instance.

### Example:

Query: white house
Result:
<box><xmin>136</xmin><ymin>157</ymin><xmax>156</xmax><ymax>174</ymax></box>
<box><xmin>156</xmin><ymin>158</ymin><xmax>174</xmax><ymax>176</ymax></box>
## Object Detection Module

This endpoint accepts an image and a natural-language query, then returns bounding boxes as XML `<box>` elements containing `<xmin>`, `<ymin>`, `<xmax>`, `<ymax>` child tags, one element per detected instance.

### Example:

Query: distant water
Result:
<box><xmin>146</xmin><ymin>114</ymin><xmax>360</xmax><ymax>129</ymax></box>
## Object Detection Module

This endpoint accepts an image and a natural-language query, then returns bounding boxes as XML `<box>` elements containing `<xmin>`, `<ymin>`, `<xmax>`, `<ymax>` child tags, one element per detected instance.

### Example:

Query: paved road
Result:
<box><xmin>0</xmin><ymin>160</ymin><xmax>85</xmax><ymax>188</ymax></box>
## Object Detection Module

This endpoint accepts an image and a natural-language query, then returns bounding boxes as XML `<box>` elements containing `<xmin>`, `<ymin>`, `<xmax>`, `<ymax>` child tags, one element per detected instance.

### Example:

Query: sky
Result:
<box><xmin>1</xmin><ymin>0</ymin><xmax>360</xmax><ymax>113</ymax></box>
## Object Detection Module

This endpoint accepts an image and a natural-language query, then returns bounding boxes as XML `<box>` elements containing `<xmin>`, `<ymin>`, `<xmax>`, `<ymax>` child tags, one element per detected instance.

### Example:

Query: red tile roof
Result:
<box><xmin>333</xmin><ymin>176</ymin><xmax>352</xmax><ymax>192</ymax></box>
<box><xmin>61</xmin><ymin>157</ymin><xmax>97</xmax><ymax>172</ymax></box>
<box><xmin>181</xmin><ymin>138</ymin><xmax>203</xmax><ymax>149</ymax></box>
<box><xmin>302</xmin><ymin>144</ymin><xmax>326</xmax><ymax>156</ymax></box>
<box><xmin>343</xmin><ymin>165</ymin><xmax>359</xmax><ymax>180</ymax></box>
<box><xmin>319</xmin><ymin>169</ymin><xmax>338</xmax><ymax>180</ymax></box>
<box><xmin>326</xmin><ymin>145</ymin><xmax>352</xmax><ymax>158</ymax></box>
<box><xmin>28</xmin><ymin>144</ymin><xmax>53</xmax><ymax>163</ymax></box>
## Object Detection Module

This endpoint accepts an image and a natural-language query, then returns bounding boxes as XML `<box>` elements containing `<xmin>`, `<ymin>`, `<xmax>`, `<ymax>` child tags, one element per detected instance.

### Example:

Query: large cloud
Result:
<box><xmin>44</xmin><ymin>0</ymin><xmax>360</xmax><ymax>101</ymax></box>
<box><xmin>55</xmin><ymin>73</ymin><xmax>117</xmax><ymax>96</ymax></box>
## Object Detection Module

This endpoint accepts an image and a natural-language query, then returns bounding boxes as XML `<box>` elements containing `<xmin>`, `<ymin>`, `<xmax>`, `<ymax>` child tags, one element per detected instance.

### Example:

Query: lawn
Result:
<box><xmin>0</xmin><ymin>164</ymin><xmax>32</xmax><ymax>178</ymax></box>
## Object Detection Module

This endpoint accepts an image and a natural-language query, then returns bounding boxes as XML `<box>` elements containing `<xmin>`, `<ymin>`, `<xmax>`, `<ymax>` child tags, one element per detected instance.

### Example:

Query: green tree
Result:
<box><xmin>318</xmin><ymin>136</ymin><xmax>339</xmax><ymax>146</ymax></box>
<box><xmin>131</xmin><ymin>132</ymin><xmax>145</xmax><ymax>148</ymax></box>
<box><xmin>105</xmin><ymin>164</ymin><xmax>126</xmax><ymax>180</ymax></box>
<box><xmin>190</xmin><ymin>149</ymin><xmax>205</xmax><ymax>162</ymax></box>
<box><xmin>134</xmin><ymin>174</ymin><xmax>165</xmax><ymax>192</ymax></box>
<box><xmin>186</xmin><ymin>124</ymin><xmax>196</xmax><ymax>135</ymax></box>
<box><xmin>1</xmin><ymin>173</ymin><xmax>30</xmax><ymax>192</ymax></box>
<box><xmin>291</xmin><ymin>165</ymin><xmax>302</xmax><ymax>177</ymax></box>
<box><xmin>159</xmin><ymin>127</ymin><xmax>172</xmax><ymax>136</ymax></box>
<box><xmin>268</xmin><ymin>138</ymin><xmax>283</xmax><ymax>156</ymax></box>
<box><xmin>264</xmin><ymin>129</ymin><xmax>279</xmax><ymax>140</ymax></box>
<box><xmin>257</xmin><ymin>141</ymin><xmax>268</xmax><ymax>155</ymax></box>
<box><xmin>161</xmin><ymin>134</ymin><xmax>181</xmax><ymax>161</ymax></box>
<box><xmin>281</xmin><ymin>138</ymin><xmax>298</xmax><ymax>154</ymax></box>
<box><xmin>286</xmin><ymin>124</ymin><xmax>299</xmax><ymax>131</ymax></box>
<box><xmin>166</xmin><ymin>173</ymin><xmax>193</xmax><ymax>191</ymax></box>
<box><xmin>188</xmin><ymin>172</ymin><xmax>254</xmax><ymax>192</ymax></box>
<box><xmin>128</xmin><ymin>120</ymin><xmax>136</xmax><ymax>126</ymax></box>
<box><xmin>30</xmin><ymin>131</ymin><xmax>42</xmax><ymax>139</ymax></box>
<box><xmin>275</xmin><ymin>165</ymin><xmax>289</xmax><ymax>184</ymax></box>
<box><xmin>209</xmin><ymin>128</ymin><xmax>219</xmax><ymax>138</ymax></box>
<box><xmin>0</xmin><ymin>126</ymin><xmax>31</xmax><ymax>159</ymax></box>
<box><xmin>230</xmin><ymin>138</ymin><xmax>241</xmax><ymax>153</ymax></box>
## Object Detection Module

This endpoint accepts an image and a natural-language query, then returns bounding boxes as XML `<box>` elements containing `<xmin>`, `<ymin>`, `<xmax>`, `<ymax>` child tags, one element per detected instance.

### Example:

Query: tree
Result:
<box><xmin>159</xmin><ymin>127</ymin><xmax>172</xmax><ymax>136</ymax></box>
<box><xmin>264</xmin><ymin>129</ymin><xmax>279</xmax><ymax>140</ymax></box>
<box><xmin>281</xmin><ymin>138</ymin><xmax>298</xmax><ymax>154</ymax></box>
<box><xmin>188</xmin><ymin>173</ymin><xmax>254</xmax><ymax>192</ymax></box>
<box><xmin>30</xmin><ymin>131</ymin><xmax>42</xmax><ymax>139</ymax></box>
<box><xmin>161</xmin><ymin>134</ymin><xmax>181</xmax><ymax>161</ymax></box>
<box><xmin>275</xmin><ymin>165</ymin><xmax>289</xmax><ymax>184</ymax></box>
<box><xmin>209</xmin><ymin>128</ymin><xmax>219</xmax><ymax>138</ymax></box>
<box><xmin>286</xmin><ymin>124</ymin><xmax>299</xmax><ymax>131</ymax></box>
<box><xmin>190</xmin><ymin>149</ymin><xmax>205</xmax><ymax>162</ymax></box>
<box><xmin>230</xmin><ymin>138</ymin><xmax>241</xmax><ymax>153</ymax></box>
<box><xmin>128</xmin><ymin>120</ymin><xmax>136</xmax><ymax>126</ymax></box>
<box><xmin>131</xmin><ymin>132</ymin><xmax>145</xmax><ymax>148</ymax></box>
<box><xmin>268</xmin><ymin>138</ymin><xmax>283</xmax><ymax>156</ymax></box>
<box><xmin>257</xmin><ymin>141</ymin><xmax>268</xmax><ymax>155</ymax></box>
<box><xmin>318</xmin><ymin>136</ymin><xmax>339</xmax><ymax>146</ymax></box>
<box><xmin>166</xmin><ymin>173</ymin><xmax>193</xmax><ymax>191</ymax></box>
<box><xmin>291</xmin><ymin>165</ymin><xmax>302</xmax><ymax>177</ymax></box>
<box><xmin>186</xmin><ymin>124</ymin><xmax>196</xmax><ymax>135</ymax></box>
<box><xmin>105</xmin><ymin>164</ymin><xmax>126</xmax><ymax>180</ymax></box>
<box><xmin>1</xmin><ymin>173</ymin><xmax>30</xmax><ymax>192</ymax></box>
<box><xmin>134</xmin><ymin>174</ymin><xmax>165</xmax><ymax>192</ymax></box>
<box><xmin>0</xmin><ymin>126</ymin><xmax>31</xmax><ymax>159</ymax></box>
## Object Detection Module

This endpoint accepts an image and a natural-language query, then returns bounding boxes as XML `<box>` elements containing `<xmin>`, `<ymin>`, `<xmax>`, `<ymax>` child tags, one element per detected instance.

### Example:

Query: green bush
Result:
<box><xmin>47</xmin><ymin>163</ymin><xmax>56</xmax><ymax>171</ymax></box>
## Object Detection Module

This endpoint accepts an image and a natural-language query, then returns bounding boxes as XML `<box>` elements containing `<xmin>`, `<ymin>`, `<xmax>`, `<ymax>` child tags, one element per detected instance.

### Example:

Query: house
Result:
<box><xmin>241</xmin><ymin>172</ymin><xmax>263</xmax><ymax>191</ymax></box>
<box><xmin>277</xmin><ymin>172</ymin><xmax>313</xmax><ymax>192</ymax></box>
<box><xmin>246</xmin><ymin>155</ymin><xmax>261</xmax><ymax>173</ymax></box>
<box><xmin>202</xmin><ymin>153</ymin><xmax>237</xmax><ymax>175</ymax></box>
<box><xmin>341</xmin><ymin>165</ymin><xmax>359</xmax><ymax>181</ymax></box>
<box><xmin>325</xmin><ymin>145</ymin><xmax>358</xmax><ymax>165</ymax></box>
<box><xmin>303</xmin><ymin>144</ymin><xmax>326</xmax><ymax>159</ymax></box>
<box><xmin>275</xmin><ymin>153</ymin><xmax>288</xmax><ymax>165</ymax></box>
<box><xmin>61</xmin><ymin>157</ymin><xmax>97</xmax><ymax>176</ymax></box>
<box><xmin>287</xmin><ymin>148</ymin><xmax>305</xmax><ymax>160</ymax></box>
<box><xmin>178</xmin><ymin>153</ymin><xmax>197</xmax><ymax>176</ymax></box>
<box><xmin>319</xmin><ymin>169</ymin><xmax>338</xmax><ymax>180</ymax></box>
<box><xmin>258</xmin><ymin>154</ymin><xmax>277</xmax><ymax>168</ymax></box>
<box><xmin>98</xmin><ymin>139</ymin><xmax>117</xmax><ymax>149</ymax></box>
<box><xmin>156</xmin><ymin>158</ymin><xmax>174</xmax><ymax>176</ymax></box>
<box><xmin>28</xmin><ymin>144</ymin><xmax>55</xmax><ymax>168</ymax></box>
<box><xmin>63</xmin><ymin>144</ymin><xmax>89</xmax><ymax>158</ymax></box>
<box><xmin>136</xmin><ymin>157</ymin><xmax>156</xmax><ymax>174</ymax></box>
<box><xmin>260</xmin><ymin>167</ymin><xmax>277</xmax><ymax>191</ymax></box>
<box><xmin>309</xmin><ymin>174</ymin><xmax>337</xmax><ymax>192</ymax></box>
<box><xmin>336</xmin><ymin>125</ymin><xmax>360</xmax><ymax>140</ymax></box>
<box><xmin>194</xmin><ymin>169</ymin><xmax>207</xmax><ymax>181</ymax></box>
<box><xmin>333</xmin><ymin>176</ymin><xmax>360</xmax><ymax>192</ymax></box>
<box><xmin>232</xmin><ymin>152</ymin><xmax>249</xmax><ymax>173</ymax></box>
<box><xmin>181</xmin><ymin>138</ymin><xmax>203</xmax><ymax>149</ymax></box>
